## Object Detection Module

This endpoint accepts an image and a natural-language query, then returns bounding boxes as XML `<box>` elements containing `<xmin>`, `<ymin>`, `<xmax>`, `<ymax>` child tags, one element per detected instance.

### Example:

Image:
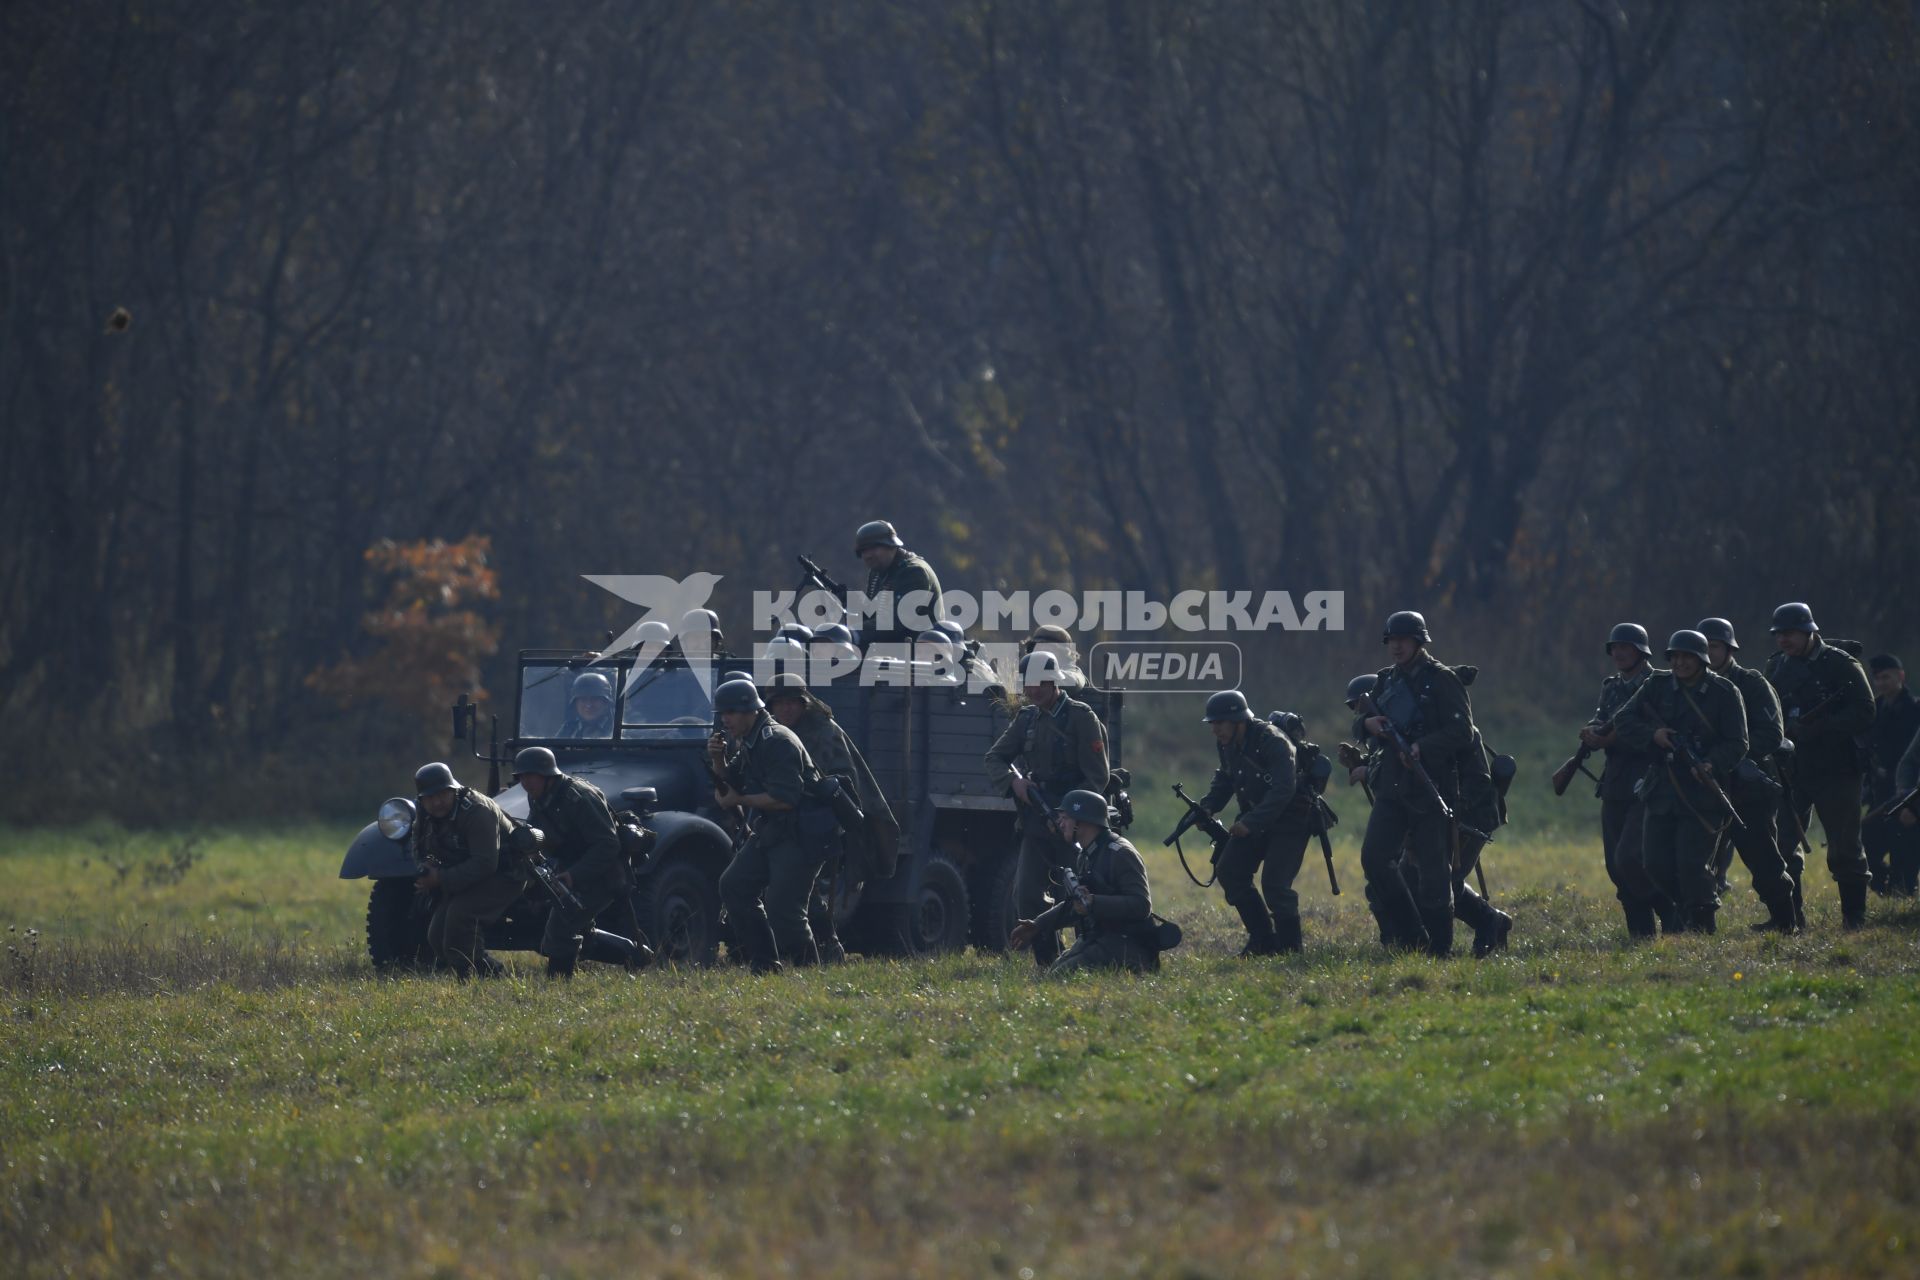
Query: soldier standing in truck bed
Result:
<box><xmin>853</xmin><ymin>520</ymin><xmax>943</xmax><ymax>646</ymax></box>
<box><xmin>984</xmin><ymin>650</ymin><xmax>1110</xmax><ymax>967</ymax></box>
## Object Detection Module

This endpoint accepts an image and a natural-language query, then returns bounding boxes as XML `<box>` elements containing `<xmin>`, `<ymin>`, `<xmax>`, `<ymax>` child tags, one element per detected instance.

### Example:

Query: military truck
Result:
<box><xmin>339</xmin><ymin>645</ymin><xmax>1126</xmax><ymax>966</ymax></box>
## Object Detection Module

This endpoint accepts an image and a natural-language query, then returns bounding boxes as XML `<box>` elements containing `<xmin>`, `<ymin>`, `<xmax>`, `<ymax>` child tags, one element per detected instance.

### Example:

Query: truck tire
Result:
<box><xmin>863</xmin><ymin>852</ymin><xmax>971</xmax><ymax>956</ymax></box>
<box><xmin>967</xmin><ymin>848</ymin><xmax>1021</xmax><ymax>951</ymax></box>
<box><xmin>366</xmin><ymin>878</ymin><xmax>431</xmax><ymax>971</ymax></box>
<box><xmin>638</xmin><ymin>854</ymin><xmax>722</xmax><ymax>966</ymax></box>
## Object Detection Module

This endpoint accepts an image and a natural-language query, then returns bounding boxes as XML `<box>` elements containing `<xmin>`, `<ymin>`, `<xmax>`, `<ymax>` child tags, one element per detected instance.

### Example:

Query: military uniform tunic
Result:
<box><xmin>1766</xmin><ymin>636</ymin><xmax>1873</xmax><ymax>910</ymax></box>
<box><xmin>1033</xmin><ymin>830</ymin><xmax>1156</xmax><ymax>975</ymax></box>
<box><xmin>985</xmin><ymin>693</ymin><xmax>1110</xmax><ymax>965</ymax></box>
<box><xmin>1613</xmin><ymin>669</ymin><xmax>1748</xmax><ymax>920</ymax></box>
<box><xmin>718</xmin><ymin>714</ymin><xmax>829</xmax><ymax>967</ymax></box>
<box><xmin>1352</xmin><ymin>650</ymin><xmax>1476</xmax><ymax>954</ymax></box>
<box><xmin>530</xmin><ymin>774</ymin><xmax>628</xmax><ymax>961</ymax></box>
<box><xmin>1710</xmin><ymin>662</ymin><xmax>1795</xmax><ymax>912</ymax></box>
<box><xmin>863</xmin><ymin>550</ymin><xmax>944</xmax><ymax>644</ymax></box>
<box><xmin>414</xmin><ymin>788</ymin><xmax>522</xmax><ymax>974</ymax></box>
<box><xmin>1201</xmin><ymin>718</ymin><xmax>1311</xmax><ymax>950</ymax></box>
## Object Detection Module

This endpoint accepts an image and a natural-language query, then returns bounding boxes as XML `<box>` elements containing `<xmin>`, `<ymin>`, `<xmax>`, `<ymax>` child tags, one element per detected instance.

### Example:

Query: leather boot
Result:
<box><xmin>1422</xmin><ymin>909</ymin><xmax>1455</xmax><ymax>959</ymax></box>
<box><xmin>1622</xmin><ymin>902</ymin><xmax>1659</xmax><ymax>939</ymax></box>
<box><xmin>1233</xmin><ymin>896</ymin><xmax>1280</xmax><ymax>957</ymax></box>
<box><xmin>1688</xmin><ymin>904</ymin><xmax>1717</xmax><ymax>936</ymax></box>
<box><xmin>1272</xmin><ymin>914</ymin><xmax>1304</xmax><ymax>954</ymax></box>
<box><xmin>1840</xmin><ymin>880</ymin><xmax>1868</xmax><ymax>931</ymax></box>
<box><xmin>1472</xmin><ymin>909</ymin><xmax>1513</xmax><ymax>958</ymax></box>
<box><xmin>582</xmin><ymin>928</ymin><xmax>654</xmax><ymax>971</ymax></box>
<box><xmin>1750</xmin><ymin>895</ymin><xmax>1799</xmax><ymax>934</ymax></box>
<box><xmin>545</xmin><ymin>934</ymin><xmax>584</xmax><ymax>978</ymax></box>
<box><xmin>1655</xmin><ymin>902</ymin><xmax>1688</xmax><ymax>935</ymax></box>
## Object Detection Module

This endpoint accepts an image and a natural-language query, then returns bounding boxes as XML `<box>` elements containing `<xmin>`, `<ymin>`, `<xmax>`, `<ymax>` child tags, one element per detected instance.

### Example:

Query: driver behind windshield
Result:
<box><xmin>558</xmin><ymin>671</ymin><xmax>616</xmax><ymax>739</ymax></box>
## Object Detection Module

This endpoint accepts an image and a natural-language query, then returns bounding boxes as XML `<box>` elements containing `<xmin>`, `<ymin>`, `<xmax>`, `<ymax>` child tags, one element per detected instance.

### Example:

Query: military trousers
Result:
<box><xmin>1014</xmin><ymin>823</ymin><xmax>1073</xmax><ymax>967</ymax></box>
<box><xmin>1863</xmin><ymin>812</ymin><xmax>1920</xmax><ymax>895</ymax></box>
<box><xmin>1711</xmin><ymin>778</ymin><xmax>1794</xmax><ymax>909</ymax></box>
<box><xmin>1049</xmin><ymin>929</ymin><xmax>1153</xmax><ymax>975</ymax></box>
<box><xmin>427</xmin><ymin>874</ymin><xmax>523</xmax><ymax>974</ymax></box>
<box><xmin>1214</xmin><ymin>818</ymin><xmax>1309</xmax><ymax>945</ymax></box>
<box><xmin>1782</xmin><ymin>772</ymin><xmax>1871</xmax><ymax>889</ymax></box>
<box><xmin>805</xmin><ymin>837</ymin><xmax>849</xmax><ymax>963</ymax></box>
<box><xmin>720</xmin><ymin>824</ymin><xmax>827</xmax><ymax>968</ymax></box>
<box><xmin>1359</xmin><ymin>796</ymin><xmax>1452</xmax><ymax>950</ymax></box>
<box><xmin>1639</xmin><ymin>802</ymin><xmax>1721</xmax><ymax>918</ymax></box>
<box><xmin>538</xmin><ymin>866</ymin><xmax>632</xmax><ymax>963</ymax></box>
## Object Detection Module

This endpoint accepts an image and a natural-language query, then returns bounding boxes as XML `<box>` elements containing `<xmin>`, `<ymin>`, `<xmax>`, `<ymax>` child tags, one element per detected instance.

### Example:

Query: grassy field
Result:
<box><xmin>5</xmin><ymin>736</ymin><xmax>1920</xmax><ymax>1278</ymax></box>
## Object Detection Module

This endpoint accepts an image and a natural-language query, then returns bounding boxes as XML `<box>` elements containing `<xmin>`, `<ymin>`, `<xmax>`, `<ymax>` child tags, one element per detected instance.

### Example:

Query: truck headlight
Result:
<box><xmin>378</xmin><ymin>797</ymin><xmax>416</xmax><ymax>842</ymax></box>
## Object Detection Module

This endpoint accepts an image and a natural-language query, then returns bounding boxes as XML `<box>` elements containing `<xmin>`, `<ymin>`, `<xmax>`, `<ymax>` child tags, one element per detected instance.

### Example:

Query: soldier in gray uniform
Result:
<box><xmin>710</xmin><ymin>678</ymin><xmax>830</xmax><ymax>972</ymax></box>
<box><xmin>513</xmin><ymin>747</ymin><xmax>652</xmax><ymax>976</ymax></box>
<box><xmin>1698</xmin><ymin>619</ymin><xmax>1799</xmax><ymax>933</ymax></box>
<box><xmin>410</xmin><ymin>762</ymin><xmax>521</xmax><ymax>978</ymax></box>
<box><xmin>1008</xmin><ymin>789</ymin><xmax>1156</xmax><ymax>974</ymax></box>
<box><xmin>1612</xmin><ymin>630</ymin><xmax>1749</xmax><ymax>934</ymax></box>
<box><xmin>1576</xmin><ymin>623</ymin><xmax>1676</xmax><ymax>938</ymax></box>
<box><xmin>984</xmin><ymin>650</ymin><xmax>1111</xmax><ymax>966</ymax></box>
<box><xmin>853</xmin><ymin>519</ymin><xmax>944</xmax><ymax>645</ymax></box>
<box><xmin>1353</xmin><ymin>611</ymin><xmax>1478</xmax><ymax>957</ymax></box>
<box><xmin>1195</xmin><ymin>689</ymin><xmax>1309</xmax><ymax>955</ymax></box>
<box><xmin>1764</xmin><ymin>602</ymin><xmax>1874</xmax><ymax>929</ymax></box>
<box><xmin>764</xmin><ymin>673</ymin><xmax>901</xmax><ymax>964</ymax></box>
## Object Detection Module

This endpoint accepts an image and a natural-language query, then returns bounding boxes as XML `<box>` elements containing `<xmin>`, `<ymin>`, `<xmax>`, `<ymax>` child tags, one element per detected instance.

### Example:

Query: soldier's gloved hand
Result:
<box><xmin>1348</xmin><ymin>766</ymin><xmax>1369</xmax><ymax>788</ymax></box>
<box><xmin>1653</xmin><ymin>727</ymin><xmax>1677</xmax><ymax>751</ymax></box>
<box><xmin>1228</xmin><ymin>821</ymin><xmax>1250</xmax><ymax>839</ymax></box>
<box><xmin>1011</xmin><ymin>775</ymin><xmax>1032</xmax><ymax>804</ymax></box>
<box><xmin>1007</xmin><ymin>919</ymin><xmax>1039</xmax><ymax>951</ymax></box>
<box><xmin>414</xmin><ymin>868</ymin><xmax>441</xmax><ymax>892</ymax></box>
<box><xmin>1071</xmin><ymin>891</ymin><xmax>1092</xmax><ymax>916</ymax></box>
<box><xmin>1364</xmin><ymin>715</ymin><xmax>1390</xmax><ymax>739</ymax></box>
<box><xmin>1692</xmin><ymin>763</ymin><xmax>1713</xmax><ymax>785</ymax></box>
<box><xmin>558</xmin><ymin>871</ymin><xmax>574</xmax><ymax>888</ymax></box>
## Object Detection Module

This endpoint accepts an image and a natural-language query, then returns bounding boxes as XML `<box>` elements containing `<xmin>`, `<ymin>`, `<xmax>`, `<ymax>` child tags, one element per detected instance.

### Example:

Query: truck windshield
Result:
<box><xmin>518</xmin><ymin>662</ymin><xmax>622</xmax><ymax>740</ymax></box>
<box><xmin>619</xmin><ymin>662</ymin><xmax>712</xmax><ymax>739</ymax></box>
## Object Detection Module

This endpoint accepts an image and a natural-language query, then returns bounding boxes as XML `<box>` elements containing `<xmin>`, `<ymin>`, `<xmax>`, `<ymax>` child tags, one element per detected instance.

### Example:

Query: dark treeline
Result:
<box><xmin>5</xmin><ymin>0</ymin><xmax>1918</xmax><ymax>807</ymax></box>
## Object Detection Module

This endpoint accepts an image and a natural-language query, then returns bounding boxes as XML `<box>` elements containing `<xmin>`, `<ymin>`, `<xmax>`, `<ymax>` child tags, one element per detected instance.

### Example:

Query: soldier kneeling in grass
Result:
<box><xmin>1008</xmin><ymin>789</ymin><xmax>1162</xmax><ymax>975</ymax></box>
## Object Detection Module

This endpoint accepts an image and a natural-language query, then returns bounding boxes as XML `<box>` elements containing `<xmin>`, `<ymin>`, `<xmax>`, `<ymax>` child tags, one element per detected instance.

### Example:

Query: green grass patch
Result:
<box><xmin>3</xmin><ymin>821</ymin><xmax>1918</xmax><ymax>1277</ymax></box>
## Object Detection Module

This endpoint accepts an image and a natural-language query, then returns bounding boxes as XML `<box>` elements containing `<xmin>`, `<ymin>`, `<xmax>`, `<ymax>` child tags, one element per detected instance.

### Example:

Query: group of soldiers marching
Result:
<box><xmin>394</xmin><ymin>515</ymin><xmax>1916</xmax><ymax>978</ymax></box>
<box><xmin>1565</xmin><ymin>606</ymin><xmax>1913</xmax><ymax>943</ymax></box>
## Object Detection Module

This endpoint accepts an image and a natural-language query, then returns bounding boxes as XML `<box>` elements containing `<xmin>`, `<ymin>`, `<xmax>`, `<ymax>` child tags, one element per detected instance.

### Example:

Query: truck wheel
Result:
<box><xmin>366</xmin><ymin>878</ymin><xmax>430</xmax><ymax>971</ymax></box>
<box><xmin>968</xmin><ymin>849</ymin><xmax>1021</xmax><ymax>951</ymax></box>
<box><xmin>868</xmin><ymin>852</ymin><xmax>971</xmax><ymax>956</ymax></box>
<box><xmin>639</xmin><ymin>855</ymin><xmax>722</xmax><ymax>966</ymax></box>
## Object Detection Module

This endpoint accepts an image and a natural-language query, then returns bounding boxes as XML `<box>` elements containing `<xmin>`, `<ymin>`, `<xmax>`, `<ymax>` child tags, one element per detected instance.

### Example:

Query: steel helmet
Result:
<box><xmin>854</xmin><ymin>520</ymin><xmax>904</xmax><ymax>553</ymax></box>
<box><xmin>1696</xmin><ymin>618</ymin><xmax>1738</xmax><ymax>651</ymax></box>
<box><xmin>1606</xmin><ymin>623</ymin><xmax>1653</xmax><ymax>658</ymax></box>
<box><xmin>414</xmin><ymin>762</ymin><xmax>458</xmax><ymax>797</ymax></box>
<box><xmin>1060</xmin><ymin>789</ymin><xmax>1112</xmax><ymax>828</ymax></box>
<box><xmin>713</xmin><ymin>679</ymin><xmax>765</xmax><ymax>714</ymax></box>
<box><xmin>1382</xmin><ymin>611</ymin><xmax>1431</xmax><ymax>644</ymax></box>
<box><xmin>1020</xmin><ymin>649</ymin><xmax>1065</xmax><ymax>687</ymax></box>
<box><xmin>1665</xmin><ymin>630</ymin><xmax>1710</xmax><ymax>662</ymax></box>
<box><xmin>1769</xmin><ymin>602</ymin><xmax>1818</xmax><ymax>634</ymax></box>
<box><xmin>1201</xmin><ymin>690</ymin><xmax>1255</xmax><ymax>723</ymax></box>
<box><xmin>1344</xmin><ymin>674</ymin><xmax>1378</xmax><ymax>707</ymax></box>
<box><xmin>512</xmin><ymin>746</ymin><xmax>562</xmax><ymax>778</ymax></box>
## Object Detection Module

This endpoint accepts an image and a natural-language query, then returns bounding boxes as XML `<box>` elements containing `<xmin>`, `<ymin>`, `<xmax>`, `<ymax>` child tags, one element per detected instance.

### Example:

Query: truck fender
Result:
<box><xmin>638</xmin><ymin>811</ymin><xmax>734</xmax><ymax>875</ymax></box>
<box><xmin>339</xmin><ymin>821</ymin><xmax>419</xmax><ymax>881</ymax></box>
